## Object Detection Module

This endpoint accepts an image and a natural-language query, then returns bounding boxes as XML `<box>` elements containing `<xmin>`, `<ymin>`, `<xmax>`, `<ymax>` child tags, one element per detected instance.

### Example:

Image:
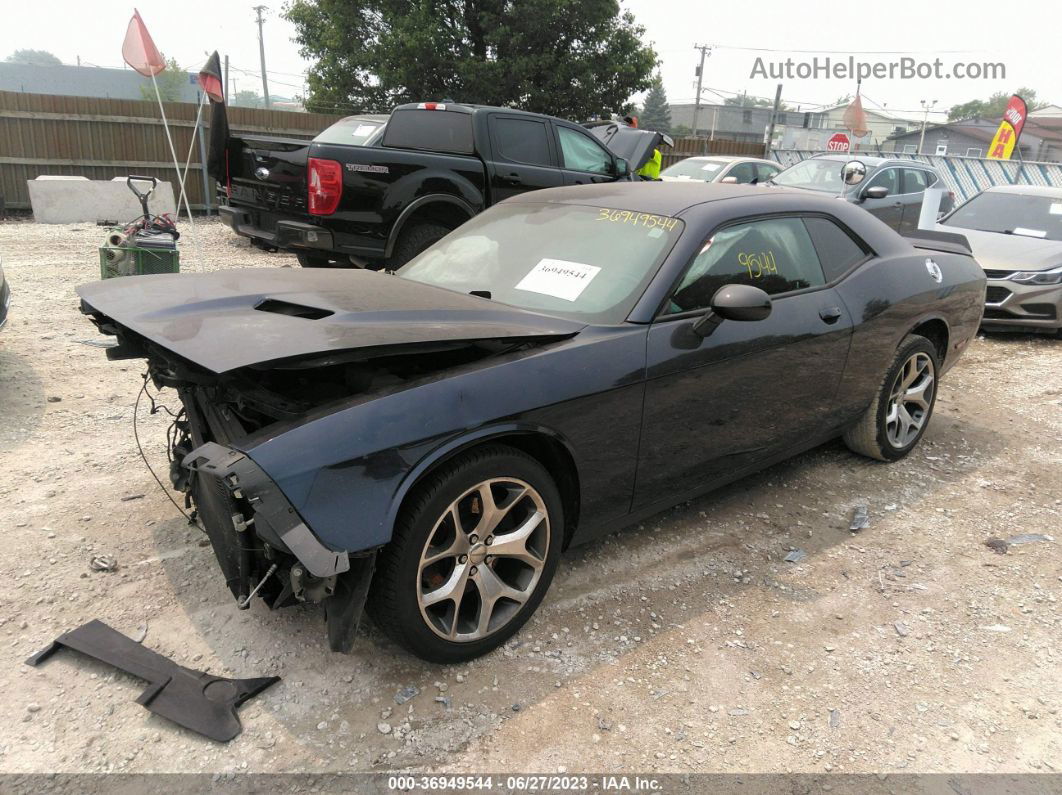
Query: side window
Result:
<box><xmin>491</xmin><ymin>117</ymin><xmax>552</xmax><ymax>167</ymax></box>
<box><xmin>667</xmin><ymin>217</ymin><xmax>826</xmax><ymax>314</ymax></box>
<box><xmin>803</xmin><ymin>217</ymin><xmax>870</xmax><ymax>282</ymax></box>
<box><xmin>727</xmin><ymin>162</ymin><xmax>758</xmax><ymax>183</ymax></box>
<box><xmin>557</xmin><ymin>127</ymin><xmax>612</xmax><ymax>174</ymax></box>
<box><xmin>902</xmin><ymin>168</ymin><xmax>929</xmax><ymax>194</ymax></box>
<box><xmin>865</xmin><ymin>168</ymin><xmax>899</xmax><ymax>195</ymax></box>
<box><xmin>756</xmin><ymin>163</ymin><xmax>781</xmax><ymax>183</ymax></box>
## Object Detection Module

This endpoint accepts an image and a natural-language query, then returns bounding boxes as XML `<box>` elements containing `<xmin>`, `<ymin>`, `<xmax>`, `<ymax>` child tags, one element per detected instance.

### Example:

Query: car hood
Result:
<box><xmin>940</xmin><ymin>226</ymin><xmax>1062</xmax><ymax>271</ymax></box>
<box><xmin>589</xmin><ymin>124</ymin><xmax>674</xmax><ymax>172</ymax></box>
<box><xmin>77</xmin><ymin>269</ymin><xmax>585</xmax><ymax>374</ymax></box>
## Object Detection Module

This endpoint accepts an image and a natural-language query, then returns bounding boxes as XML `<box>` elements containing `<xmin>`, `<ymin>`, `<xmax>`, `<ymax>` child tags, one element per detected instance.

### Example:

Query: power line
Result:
<box><xmin>710</xmin><ymin>44</ymin><xmax>981</xmax><ymax>55</ymax></box>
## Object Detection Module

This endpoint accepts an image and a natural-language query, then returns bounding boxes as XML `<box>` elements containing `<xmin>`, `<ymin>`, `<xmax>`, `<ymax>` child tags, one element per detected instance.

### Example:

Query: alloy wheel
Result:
<box><xmin>417</xmin><ymin>478</ymin><xmax>550</xmax><ymax>642</ymax></box>
<box><xmin>884</xmin><ymin>352</ymin><xmax>935</xmax><ymax>448</ymax></box>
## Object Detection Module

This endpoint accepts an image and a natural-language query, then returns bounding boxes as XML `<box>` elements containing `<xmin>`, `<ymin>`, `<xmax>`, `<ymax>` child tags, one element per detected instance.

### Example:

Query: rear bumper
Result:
<box><xmin>219</xmin><ymin>205</ymin><xmax>336</xmax><ymax>252</ymax></box>
<box><xmin>981</xmin><ymin>278</ymin><xmax>1062</xmax><ymax>332</ymax></box>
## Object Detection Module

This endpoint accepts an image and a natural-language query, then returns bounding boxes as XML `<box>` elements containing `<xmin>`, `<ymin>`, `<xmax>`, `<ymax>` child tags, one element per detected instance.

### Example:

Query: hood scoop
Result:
<box><xmin>255</xmin><ymin>299</ymin><xmax>334</xmax><ymax>320</ymax></box>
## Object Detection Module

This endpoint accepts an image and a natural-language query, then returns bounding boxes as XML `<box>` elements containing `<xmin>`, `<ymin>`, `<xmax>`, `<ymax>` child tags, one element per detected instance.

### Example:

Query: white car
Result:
<box><xmin>660</xmin><ymin>155</ymin><xmax>781</xmax><ymax>185</ymax></box>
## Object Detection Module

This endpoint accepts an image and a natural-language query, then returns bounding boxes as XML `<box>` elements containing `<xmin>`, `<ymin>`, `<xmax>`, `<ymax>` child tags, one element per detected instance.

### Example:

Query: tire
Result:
<box><xmin>367</xmin><ymin>445</ymin><xmax>563</xmax><ymax>663</ymax></box>
<box><xmin>295</xmin><ymin>251</ymin><xmax>340</xmax><ymax>268</ymax></box>
<box><xmin>386</xmin><ymin>222</ymin><xmax>451</xmax><ymax>269</ymax></box>
<box><xmin>843</xmin><ymin>334</ymin><xmax>939</xmax><ymax>461</ymax></box>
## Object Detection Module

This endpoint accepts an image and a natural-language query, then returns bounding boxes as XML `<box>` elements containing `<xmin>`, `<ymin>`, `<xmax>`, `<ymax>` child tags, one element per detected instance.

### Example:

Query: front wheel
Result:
<box><xmin>367</xmin><ymin>445</ymin><xmax>563</xmax><ymax>663</ymax></box>
<box><xmin>843</xmin><ymin>334</ymin><xmax>939</xmax><ymax>461</ymax></box>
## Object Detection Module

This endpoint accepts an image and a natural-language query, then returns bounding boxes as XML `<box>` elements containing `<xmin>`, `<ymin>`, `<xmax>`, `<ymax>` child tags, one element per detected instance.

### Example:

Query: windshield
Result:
<box><xmin>661</xmin><ymin>159</ymin><xmax>728</xmax><ymax>180</ymax></box>
<box><xmin>773</xmin><ymin>159</ymin><xmax>845</xmax><ymax>192</ymax></box>
<box><xmin>398</xmin><ymin>203</ymin><xmax>684</xmax><ymax>324</ymax></box>
<box><xmin>943</xmin><ymin>191</ymin><xmax>1062</xmax><ymax>241</ymax></box>
<box><xmin>314</xmin><ymin>117</ymin><xmax>386</xmax><ymax>146</ymax></box>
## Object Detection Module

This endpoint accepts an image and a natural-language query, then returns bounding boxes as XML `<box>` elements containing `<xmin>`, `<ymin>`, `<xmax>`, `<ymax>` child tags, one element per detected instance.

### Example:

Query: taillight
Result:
<box><xmin>308</xmin><ymin>157</ymin><xmax>343</xmax><ymax>215</ymax></box>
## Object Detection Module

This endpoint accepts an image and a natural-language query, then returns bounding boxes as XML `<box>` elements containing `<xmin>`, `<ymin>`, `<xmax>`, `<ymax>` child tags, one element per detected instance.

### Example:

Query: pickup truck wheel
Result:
<box><xmin>295</xmin><ymin>252</ymin><xmax>340</xmax><ymax>268</ymax></box>
<box><xmin>843</xmin><ymin>334</ymin><xmax>939</xmax><ymax>462</ymax></box>
<box><xmin>367</xmin><ymin>445</ymin><xmax>563</xmax><ymax>663</ymax></box>
<box><xmin>388</xmin><ymin>223</ymin><xmax>451</xmax><ymax>268</ymax></box>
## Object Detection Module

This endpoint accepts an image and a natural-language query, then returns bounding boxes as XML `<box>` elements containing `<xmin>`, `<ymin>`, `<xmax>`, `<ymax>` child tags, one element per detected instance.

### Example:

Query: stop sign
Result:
<box><xmin>826</xmin><ymin>133</ymin><xmax>851</xmax><ymax>152</ymax></box>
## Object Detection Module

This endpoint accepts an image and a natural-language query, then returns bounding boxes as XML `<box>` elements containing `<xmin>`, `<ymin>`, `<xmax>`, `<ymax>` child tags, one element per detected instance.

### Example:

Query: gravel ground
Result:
<box><xmin>0</xmin><ymin>218</ymin><xmax>1059</xmax><ymax>775</ymax></box>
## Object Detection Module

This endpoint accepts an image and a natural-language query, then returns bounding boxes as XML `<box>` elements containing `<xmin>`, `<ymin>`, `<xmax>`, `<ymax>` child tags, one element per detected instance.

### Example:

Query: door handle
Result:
<box><xmin>819</xmin><ymin>306</ymin><xmax>843</xmax><ymax>324</ymax></box>
<box><xmin>590</xmin><ymin>175</ymin><xmax>611</xmax><ymax>183</ymax></box>
<box><xmin>500</xmin><ymin>173</ymin><xmax>521</xmax><ymax>185</ymax></box>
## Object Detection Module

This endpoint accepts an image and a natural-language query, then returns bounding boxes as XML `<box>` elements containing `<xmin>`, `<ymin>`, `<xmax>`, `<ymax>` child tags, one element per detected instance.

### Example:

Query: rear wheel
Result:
<box><xmin>843</xmin><ymin>334</ymin><xmax>939</xmax><ymax>461</ymax></box>
<box><xmin>367</xmin><ymin>445</ymin><xmax>562</xmax><ymax>663</ymax></box>
<box><xmin>386</xmin><ymin>222</ymin><xmax>451</xmax><ymax>269</ymax></box>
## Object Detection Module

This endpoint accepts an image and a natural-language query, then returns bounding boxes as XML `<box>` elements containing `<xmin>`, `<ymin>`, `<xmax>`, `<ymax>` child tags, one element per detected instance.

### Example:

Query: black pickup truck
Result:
<box><xmin>219</xmin><ymin>102</ymin><xmax>665</xmax><ymax>268</ymax></box>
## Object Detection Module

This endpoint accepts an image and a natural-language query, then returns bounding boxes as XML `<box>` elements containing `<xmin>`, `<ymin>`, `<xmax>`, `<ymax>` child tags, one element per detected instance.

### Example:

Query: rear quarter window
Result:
<box><xmin>382</xmin><ymin>109</ymin><xmax>474</xmax><ymax>154</ymax></box>
<box><xmin>803</xmin><ymin>217</ymin><xmax>870</xmax><ymax>281</ymax></box>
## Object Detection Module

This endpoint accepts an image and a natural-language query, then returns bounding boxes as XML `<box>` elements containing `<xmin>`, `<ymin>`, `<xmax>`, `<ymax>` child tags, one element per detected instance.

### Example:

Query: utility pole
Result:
<box><xmin>692</xmin><ymin>44</ymin><xmax>711</xmax><ymax>137</ymax></box>
<box><xmin>764</xmin><ymin>83</ymin><xmax>783</xmax><ymax>158</ymax></box>
<box><xmin>918</xmin><ymin>99</ymin><xmax>937</xmax><ymax>155</ymax></box>
<box><xmin>253</xmin><ymin>5</ymin><xmax>271</xmax><ymax>108</ymax></box>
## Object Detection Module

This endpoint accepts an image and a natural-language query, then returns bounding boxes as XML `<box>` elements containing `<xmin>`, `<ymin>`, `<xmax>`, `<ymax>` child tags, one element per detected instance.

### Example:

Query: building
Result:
<box><xmin>0</xmin><ymin>62</ymin><xmax>201</xmax><ymax>102</ymax></box>
<box><xmin>886</xmin><ymin>117</ymin><xmax>1062</xmax><ymax>162</ymax></box>
<box><xmin>669</xmin><ymin>100</ymin><xmax>920</xmax><ymax>152</ymax></box>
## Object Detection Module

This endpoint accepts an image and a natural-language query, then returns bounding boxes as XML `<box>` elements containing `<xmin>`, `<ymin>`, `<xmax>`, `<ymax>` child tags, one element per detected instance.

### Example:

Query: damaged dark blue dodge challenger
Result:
<box><xmin>78</xmin><ymin>183</ymin><xmax>985</xmax><ymax>662</ymax></box>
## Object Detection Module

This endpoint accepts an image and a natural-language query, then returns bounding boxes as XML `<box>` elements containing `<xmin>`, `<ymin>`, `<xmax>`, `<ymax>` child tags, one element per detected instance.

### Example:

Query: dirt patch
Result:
<box><xmin>0</xmin><ymin>219</ymin><xmax>1059</xmax><ymax>774</ymax></box>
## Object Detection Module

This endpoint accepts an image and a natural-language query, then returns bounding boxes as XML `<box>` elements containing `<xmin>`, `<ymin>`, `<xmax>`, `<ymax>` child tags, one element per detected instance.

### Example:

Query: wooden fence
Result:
<box><xmin>0</xmin><ymin>90</ymin><xmax>343</xmax><ymax>211</ymax></box>
<box><xmin>661</xmin><ymin>137</ymin><xmax>767</xmax><ymax>169</ymax></box>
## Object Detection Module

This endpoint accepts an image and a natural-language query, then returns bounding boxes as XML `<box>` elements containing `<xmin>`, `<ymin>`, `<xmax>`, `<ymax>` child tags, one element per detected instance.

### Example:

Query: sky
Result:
<box><xmin>0</xmin><ymin>0</ymin><xmax>1056</xmax><ymax>121</ymax></box>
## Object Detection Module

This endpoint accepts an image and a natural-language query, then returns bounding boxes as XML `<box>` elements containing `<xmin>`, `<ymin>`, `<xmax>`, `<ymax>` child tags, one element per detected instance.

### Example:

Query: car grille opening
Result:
<box><xmin>1020</xmin><ymin>303</ymin><xmax>1058</xmax><ymax>319</ymax></box>
<box><xmin>985</xmin><ymin>286</ymin><xmax>1011</xmax><ymax>304</ymax></box>
<box><xmin>982</xmin><ymin>308</ymin><xmax>1014</xmax><ymax>319</ymax></box>
<box><xmin>254</xmin><ymin>299</ymin><xmax>334</xmax><ymax>320</ymax></box>
<box><xmin>983</xmin><ymin>269</ymin><xmax>1015</xmax><ymax>279</ymax></box>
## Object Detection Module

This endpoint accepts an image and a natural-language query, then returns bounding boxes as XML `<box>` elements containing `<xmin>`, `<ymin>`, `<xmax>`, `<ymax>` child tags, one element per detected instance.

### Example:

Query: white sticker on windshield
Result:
<box><xmin>1050</xmin><ymin>203</ymin><xmax>1062</xmax><ymax>215</ymax></box>
<box><xmin>352</xmin><ymin>124</ymin><xmax>377</xmax><ymax>137</ymax></box>
<box><xmin>701</xmin><ymin>163</ymin><xmax>721</xmax><ymax>171</ymax></box>
<box><xmin>515</xmin><ymin>259</ymin><xmax>601</xmax><ymax>302</ymax></box>
<box><xmin>1012</xmin><ymin>227</ymin><xmax>1047</xmax><ymax>238</ymax></box>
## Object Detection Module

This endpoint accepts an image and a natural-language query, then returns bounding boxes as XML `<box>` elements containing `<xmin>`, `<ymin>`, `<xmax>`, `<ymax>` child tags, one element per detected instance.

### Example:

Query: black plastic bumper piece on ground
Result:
<box><xmin>26</xmin><ymin>619</ymin><xmax>280</xmax><ymax>742</ymax></box>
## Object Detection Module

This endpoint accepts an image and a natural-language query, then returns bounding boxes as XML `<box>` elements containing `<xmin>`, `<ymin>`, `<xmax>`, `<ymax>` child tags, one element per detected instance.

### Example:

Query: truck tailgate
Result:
<box><xmin>228</xmin><ymin>135</ymin><xmax>310</xmax><ymax>214</ymax></box>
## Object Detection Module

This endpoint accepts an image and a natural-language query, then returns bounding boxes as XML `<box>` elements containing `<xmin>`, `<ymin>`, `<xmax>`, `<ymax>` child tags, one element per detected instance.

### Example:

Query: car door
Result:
<box><xmin>555</xmin><ymin>125</ymin><xmax>618</xmax><ymax>185</ymax></box>
<box><xmin>635</xmin><ymin>215</ymin><xmax>855</xmax><ymax>506</ymax></box>
<box><xmin>486</xmin><ymin>115</ymin><xmax>564</xmax><ymax>201</ymax></box>
<box><xmin>859</xmin><ymin>167</ymin><xmax>904</xmax><ymax>230</ymax></box>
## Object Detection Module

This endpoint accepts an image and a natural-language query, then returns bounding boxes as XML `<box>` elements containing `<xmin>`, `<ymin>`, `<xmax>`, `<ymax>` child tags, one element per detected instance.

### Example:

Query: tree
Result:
<box><xmin>724</xmin><ymin>93</ymin><xmax>792</xmax><ymax>111</ymax></box>
<box><xmin>947</xmin><ymin>88</ymin><xmax>1047</xmax><ymax>121</ymax></box>
<box><xmin>233</xmin><ymin>90</ymin><xmax>265</xmax><ymax>108</ymax></box>
<box><xmin>638</xmin><ymin>74</ymin><xmax>671</xmax><ymax>133</ymax></box>
<box><xmin>5</xmin><ymin>49</ymin><xmax>61</xmax><ymax>66</ymax></box>
<box><xmin>670</xmin><ymin>123</ymin><xmax>691</xmax><ymax>137</ymax></box>
<box><xmin>284</xmin><ymin>0</ymin><xmax>658</xmax><ymax>119</ymax></box>
<box><xmin>139</xmin><ymin>57</ymin><xmax>188</xmax><ymax>103</ymax></box>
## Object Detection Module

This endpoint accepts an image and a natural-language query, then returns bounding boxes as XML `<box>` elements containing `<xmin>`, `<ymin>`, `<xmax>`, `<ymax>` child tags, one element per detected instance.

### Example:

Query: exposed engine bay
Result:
<box><xmin>90</xmin><ymin>311</ymin><xmax>527</xmax><ymax>652</ymax></box>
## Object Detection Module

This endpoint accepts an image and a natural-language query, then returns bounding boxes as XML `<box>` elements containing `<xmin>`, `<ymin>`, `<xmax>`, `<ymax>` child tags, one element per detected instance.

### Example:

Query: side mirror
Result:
<box><xmin>719</xmin><ymin>176</ymin><xmax>739</xmax><ymax>184</ymax></box>
<box><xmin>613</xmin><ymin>158</ymin><xmax>630</xmax><ymax>177</ymax></box>
<box><xmin>691</xmin><ymin>284</ymin><xmax>772</xmax><ymax>337</ymax></box>
<box><xmin>842</xmin><ymin>160</ymin><xmax>867</xmax><ymax>185</ymax></box>
<box><xmin>864</xmin><ymin>185</ymin><xmax>890</xmax><ymax>200</ymax></box>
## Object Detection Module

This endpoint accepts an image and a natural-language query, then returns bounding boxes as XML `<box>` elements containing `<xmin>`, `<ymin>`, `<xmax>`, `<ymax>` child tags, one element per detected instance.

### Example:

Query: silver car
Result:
<box><xmin>940</xmin><ymin>185</ymin><xmax>1062</xmax><ymax>336</ymax></box>
<box><xmin>772</xmin><ymin>155</ymin><xmax>954</xmax><ymax>234</ymax></box>
<box><xmin>660</xmin><ymin>156</ymin><xmax>781</xmax><ymax>185</ymax></box>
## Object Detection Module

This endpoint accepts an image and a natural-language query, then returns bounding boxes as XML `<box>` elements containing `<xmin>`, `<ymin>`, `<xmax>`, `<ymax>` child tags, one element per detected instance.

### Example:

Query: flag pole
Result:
<box><xmin>181</xmin><ymin>93</ymin><xmax>206</xmax><ymax>214</ymax></box>
<box><xmin>150</xmin><ymin>70</ymin><xmax>194</xmax><ymax>225</ymax></box>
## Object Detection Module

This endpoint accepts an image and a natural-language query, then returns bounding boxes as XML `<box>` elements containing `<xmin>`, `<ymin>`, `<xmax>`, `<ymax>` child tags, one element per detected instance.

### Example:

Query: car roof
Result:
<box><xmin>983</xmin><ymin>184</ymin><xmax>1062</xmax><ymax>198</ymax></box>
<box><xmin>809</xmin><ymin>154</ymin><xmax>934</xmax><ymax>169</ymax></box>
<box><xmin>505</xmin><ymin>181</ymin><xmax>815</xmax><ymax>216</ymax></box>
<box><xmin>675</xmin><ymin>155</ymin><xmax>776</xmax><ymax>164</ymax></box>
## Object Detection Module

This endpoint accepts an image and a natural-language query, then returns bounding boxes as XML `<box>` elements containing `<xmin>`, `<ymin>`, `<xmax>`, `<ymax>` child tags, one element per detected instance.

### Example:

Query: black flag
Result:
<box><xmin>197</xmin><ymin>51</ymin><xmax>229</xmax><ymax>185</ymax></box>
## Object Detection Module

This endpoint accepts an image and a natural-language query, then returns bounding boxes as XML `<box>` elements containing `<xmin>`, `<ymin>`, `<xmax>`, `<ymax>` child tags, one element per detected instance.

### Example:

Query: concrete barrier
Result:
<box><xmin>27</xmin><ymin>177</ymin><xmax>177</xmax><ymax>224</ymax></box>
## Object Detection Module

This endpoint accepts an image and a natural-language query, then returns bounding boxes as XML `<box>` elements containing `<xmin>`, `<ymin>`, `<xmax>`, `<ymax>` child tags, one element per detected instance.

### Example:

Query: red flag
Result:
<box><xmin>197</xmin><ymin>51</ymin><xmax>225</xmax><ymax>103</ymax></box>
<box><xmin>122</xmin><ymin>9</ymin><xmax>165</xmax><ymax>77</ymax></box>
